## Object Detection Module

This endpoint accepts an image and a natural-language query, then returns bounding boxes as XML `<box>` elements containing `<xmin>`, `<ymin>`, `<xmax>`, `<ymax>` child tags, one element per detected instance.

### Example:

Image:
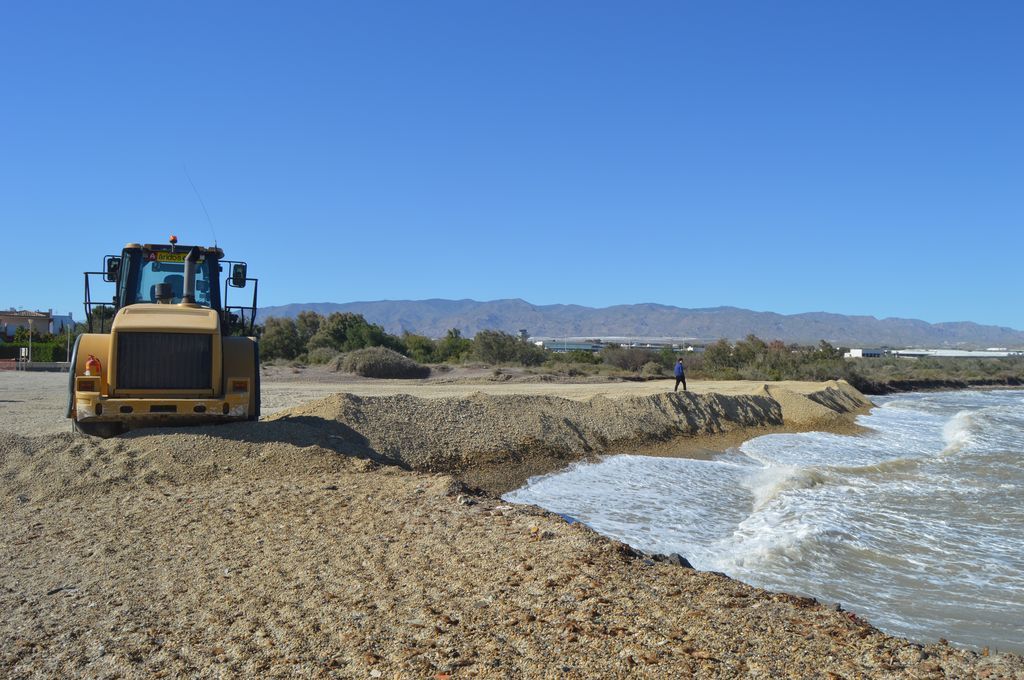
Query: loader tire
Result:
<box><xmin>249</xmin><ymin>341</ymin><xmax>261</xmax><ymax>421</ymax></box>
<box><xmin>73</xmin><ymin>421</ymin><xmax>125</xmax><ymax>438</ymax></box>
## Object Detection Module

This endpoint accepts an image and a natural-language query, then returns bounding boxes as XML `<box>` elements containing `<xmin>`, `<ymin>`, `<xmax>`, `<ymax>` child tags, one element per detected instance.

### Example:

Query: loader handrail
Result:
<box><xmin>221</xmin><ymin>260</ymin><xmax>258</xmax><ymax>336</ymax></box>
<box><xmin>83</xmin><ymin>271</ymin><xmax>116</xmax><ymax>333</ymax></box>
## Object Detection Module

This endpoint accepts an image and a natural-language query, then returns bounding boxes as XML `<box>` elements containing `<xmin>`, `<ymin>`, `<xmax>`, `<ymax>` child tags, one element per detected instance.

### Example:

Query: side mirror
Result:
<box><xmin>104</xmin><ymin>256</ymin><xmax>121</xmax><ymax>283</ymax></box>
<box><xmin>230</xmin><ymin>263</ymin><xmax>248</xmax><ymax>288</ymax></box>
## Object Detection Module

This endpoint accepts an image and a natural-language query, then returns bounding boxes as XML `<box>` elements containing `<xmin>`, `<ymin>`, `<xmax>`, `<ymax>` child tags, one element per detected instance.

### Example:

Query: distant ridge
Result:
<box><xmin>256</xmin><ymin>299</ymin><xmax>1024</xmax><ymax>349</ymax></box>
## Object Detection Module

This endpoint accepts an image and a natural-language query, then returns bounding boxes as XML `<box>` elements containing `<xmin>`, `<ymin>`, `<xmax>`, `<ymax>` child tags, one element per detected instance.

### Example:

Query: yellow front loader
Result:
<box><xmin>67</xmin><ymin>237</ymin><xmax>260</xmax><ymax>437</ymax></box>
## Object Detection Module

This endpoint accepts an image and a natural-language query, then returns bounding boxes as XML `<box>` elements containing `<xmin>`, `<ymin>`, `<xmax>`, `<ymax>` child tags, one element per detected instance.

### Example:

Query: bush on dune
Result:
<box><xmin>641</xmin><ymin>361</ymin><xmax>665</xmax><ymax>377</ymax></box>
<box><xmin>336</xmin><ymin>347</ymin><xmax>431</xmax><ymax>379</ymax></box>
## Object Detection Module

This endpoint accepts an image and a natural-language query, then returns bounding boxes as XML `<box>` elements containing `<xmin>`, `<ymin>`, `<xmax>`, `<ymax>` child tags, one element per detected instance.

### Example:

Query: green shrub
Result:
<box><xmin>402</xmin><ymin>333</ymin><xmax>438</xmax><ymax>363</ymax></box>
<box><xmin>306</xmin><ymin>347</ymin><xmax>340</xmax><ymax>364</ymax></box>
<box><xmin>295</xmin><ymin>311</ymin><xmax>322</xmax><ymax>347</ymax></box>
<box><xmin>337</xmin><ymin>347</ymin><xmax>431</xmax><ymax>379</ymax></box>
<box><xmin>600</xmin><ymin>346</ymin><xmax>657</xmax><ymax>371</ymax></box>
<box><xmin>436</xmin><ymin>328</ymin><xmax>472</xmax><ymax>362</ymax></box>
<box><xmin>701</xmin><ymin>339</ymin><xmax>737</xmax><ymax>371</ymax></box>
<box><xmin>310</xmin><ymin>312</ymin><xmax>405</xmax><ymax>354</ymax></box>
<box><xmin>641</xmin><ymin>361</ymin><xmax>665</xmax><ymax>377</ymax></box>
<box><xmin>256</xmin><ymin>311</ymin><xmax>409</xmax><ymax>363</ymax></box>
<box><xmin>0</xmin><ymin>342</ymin><xmax>66</xmax><ymax>361</ymax></box>
<box><xmin>548</xmin><ymin>350</ymin><xmax>602</xmax><ymax>364</ymax></box>
<box><xmin>472</xmin><ymin>330</ymin><xmax>548</xmax><ymax>366</ymax></box>
<box><xmin>517</xmin><ymin>343</ymin><xmax>548</xmax><ymax>367</ymax></box>
<box><xmin>689</xmin><ymin>335</ymin><xmax>1024</xmax><ymax>388</ymax></box>
<box><xmin>657</xmin><ymin>347</ymin><xmax>678</xmax><ymax>370</ymax></box>
<box><xmin>260</xmin><ymin>317</ymin><xmax>304</xmax><ymax>360</ymax></box>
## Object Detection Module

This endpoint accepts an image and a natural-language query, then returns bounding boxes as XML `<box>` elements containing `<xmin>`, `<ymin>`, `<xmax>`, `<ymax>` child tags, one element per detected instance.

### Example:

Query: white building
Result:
<box><xmin>891</xmin><ymin>348</ymin><xmax>1022</xmax><ymax>358</ymax></box>
<box><xmin>1</xmin><ymin>309</ymin><xmax>53</xmax><ymax>341</ymax></box>
<box><xmin>844</xmin><ymin>348</ymin><xmax>884</xmax><ymax>358</ymax></box>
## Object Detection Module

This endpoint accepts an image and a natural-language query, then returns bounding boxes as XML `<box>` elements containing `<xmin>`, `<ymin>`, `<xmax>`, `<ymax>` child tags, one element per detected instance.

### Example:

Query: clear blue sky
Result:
<box><xmin>2</xmin><ymin>2</ymin><xmax>1022</xmax><ymax>328</ymax></box>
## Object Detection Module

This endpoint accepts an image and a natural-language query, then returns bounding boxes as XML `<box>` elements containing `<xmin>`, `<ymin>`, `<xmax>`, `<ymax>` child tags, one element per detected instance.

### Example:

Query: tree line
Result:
<box><xmin>258</xmin><ymin>311</ymin><xmax>552</xmax><ymax>366</ymax></box>
<box><xmin>14</xmin><ymin>306</ymin><xmax>1021</xmax><ymax>390</ymax></box>
<box><xmin>262</xmin><ymin>316</ymin><xmax>1024</xmax><ymax>394</ymax></box>
<box><xmin>257</xmin><ymin>313</ymin><xmax>861</xmax><ymax>381</ymax></box>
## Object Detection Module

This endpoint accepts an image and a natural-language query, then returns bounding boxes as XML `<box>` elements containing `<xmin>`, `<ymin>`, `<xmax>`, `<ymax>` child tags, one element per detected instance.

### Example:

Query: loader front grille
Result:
<box><xmin>116</xmin><ymin>332</ymin><xmax>213</xmax><ymax>390</ymax></box>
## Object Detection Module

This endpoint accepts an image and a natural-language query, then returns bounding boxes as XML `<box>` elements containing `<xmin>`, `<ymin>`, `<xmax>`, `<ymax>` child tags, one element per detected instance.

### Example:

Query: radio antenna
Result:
<box><xmin>184</xmin><ymin>165</ymin><xmax>218</xmax><ymax>248</ymax></box>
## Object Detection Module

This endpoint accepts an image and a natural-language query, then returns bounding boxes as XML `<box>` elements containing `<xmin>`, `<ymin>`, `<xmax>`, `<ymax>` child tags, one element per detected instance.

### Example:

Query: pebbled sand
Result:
<box><xmin>1</xmin><ymin>370</ymin><xmax>1021</xmax><ymax>678</ymax></box>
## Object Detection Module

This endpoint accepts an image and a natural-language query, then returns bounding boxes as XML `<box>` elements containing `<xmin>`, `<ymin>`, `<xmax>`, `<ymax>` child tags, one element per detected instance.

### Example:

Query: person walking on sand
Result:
<box><xmin>674</xmin><ymin>358</ymin><xmax>687</xmax><ymax>392</ymax></box>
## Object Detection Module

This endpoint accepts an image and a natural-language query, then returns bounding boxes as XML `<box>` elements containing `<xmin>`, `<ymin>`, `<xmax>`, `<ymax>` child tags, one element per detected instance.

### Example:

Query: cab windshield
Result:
<box><xmin>134</xmin><ymin>257</ymin><xmax>213</xmax><ymax>307</ymax></box>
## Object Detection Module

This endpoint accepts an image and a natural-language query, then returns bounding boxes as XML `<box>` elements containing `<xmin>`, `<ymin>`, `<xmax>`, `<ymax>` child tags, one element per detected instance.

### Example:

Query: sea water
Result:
<box><xmin>504</xmin><ymin>389</ymin><xmax>1024</xmax><ymax>653</ymax></box>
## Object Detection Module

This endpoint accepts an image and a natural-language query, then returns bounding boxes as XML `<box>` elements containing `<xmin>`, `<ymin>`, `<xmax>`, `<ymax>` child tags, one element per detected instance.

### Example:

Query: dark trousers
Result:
<box><xmin>674</xmin><ymin>375</ymin><xmax>686</xmax><ymax>391</ymax></box>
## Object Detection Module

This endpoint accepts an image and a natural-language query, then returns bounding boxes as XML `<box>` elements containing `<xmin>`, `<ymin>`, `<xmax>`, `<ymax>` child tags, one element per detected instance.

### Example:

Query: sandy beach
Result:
<box><xmin>1</xmin><ymin>369</ymin><xmax>1021</xmax><ymax>678</ymax></box>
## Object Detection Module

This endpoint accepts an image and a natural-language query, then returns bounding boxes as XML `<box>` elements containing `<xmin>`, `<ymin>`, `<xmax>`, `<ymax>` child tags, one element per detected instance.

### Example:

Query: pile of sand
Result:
<box><xmin>6</xmin><ymin>377</ymin><xmax>1021</xmax><ymax>677</ymax></box>
<box><xmin>0</xmin><ymin>381</ymin><xmax>867</xmax><ymax>503</ymax></box>
<box><xmin>3</xmin><ymin>424</ymin><xmax>1020</xmax><ymax>678</ymax></box>
<box><xmin>0</xmin><ymin>427</ymin><xmax>360</xmax><ymax>508</ymax></box>
<box><xmin>263</xmin><ymin>381</ymin><xmax>869</xmax><ymax>492</ymax></box>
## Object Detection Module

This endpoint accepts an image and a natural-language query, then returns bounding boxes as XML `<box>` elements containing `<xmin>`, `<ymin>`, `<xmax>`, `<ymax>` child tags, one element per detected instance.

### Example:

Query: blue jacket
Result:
<box><xmin>674</xmin><ymin>362</ymin><xmax>684</xmax><ymax>378</ymax></box>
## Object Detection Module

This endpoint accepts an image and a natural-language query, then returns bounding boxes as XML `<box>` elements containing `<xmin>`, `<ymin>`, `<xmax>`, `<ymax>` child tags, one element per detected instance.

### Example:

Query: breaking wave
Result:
<box><xmin>941</xmin><ymin>410</ymin><xmax>975</xmax><ymax>455</ymax></box>
<box><xmin>506</xmin><ymin>389</ymin><xmax>1024</xmax><ymax>653</ymax></box>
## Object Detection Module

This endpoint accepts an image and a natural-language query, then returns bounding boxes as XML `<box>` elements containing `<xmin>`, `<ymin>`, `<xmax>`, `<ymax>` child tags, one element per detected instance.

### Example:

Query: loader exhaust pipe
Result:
<box><xmin>181</xmin><ymin>247</ymin><xmax>202</xmax><ymax>304</ymax></box>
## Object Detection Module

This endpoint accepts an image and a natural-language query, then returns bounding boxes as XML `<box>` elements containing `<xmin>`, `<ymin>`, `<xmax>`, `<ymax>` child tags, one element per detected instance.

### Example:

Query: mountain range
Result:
<box><xmin>255</xmin><ymin>299</ymin><xmax>1024</xmax><ymax>349</ymax></box>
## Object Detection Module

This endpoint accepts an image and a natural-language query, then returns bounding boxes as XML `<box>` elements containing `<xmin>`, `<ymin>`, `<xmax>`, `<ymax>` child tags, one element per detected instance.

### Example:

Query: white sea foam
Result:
<box><xmin>941</xmin><ymin>410</ymin><xmax>975</xmax><ymax>454</ymax></box>
<box><xmin>504</xmin><ymin>389</ymin><xmax>1024</xmax><ymax>653</ymax></box>
<box><xmin>742</xmin><ymin>464</ymin><xmax>826</xmax><ymax>511</ymax></box>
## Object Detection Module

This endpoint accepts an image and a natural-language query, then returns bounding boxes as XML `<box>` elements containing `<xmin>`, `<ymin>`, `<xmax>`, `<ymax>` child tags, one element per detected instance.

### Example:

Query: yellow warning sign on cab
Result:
<box><xmin>155</xmin><ymin>252</ymin><xmax>202</xmax><ymax>263</ymax></box>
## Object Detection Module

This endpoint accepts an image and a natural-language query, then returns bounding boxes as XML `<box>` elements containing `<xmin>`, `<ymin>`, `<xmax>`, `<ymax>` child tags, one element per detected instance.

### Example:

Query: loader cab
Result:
<box><xmin>116</xmin><ymin>244</ymin><xmax>222</xmax><ymax>309</ymax></box>
<box><xmin>84</xmin><ymin>240</ymin><xmax>258</xmax><ymax>335</ymax></box>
